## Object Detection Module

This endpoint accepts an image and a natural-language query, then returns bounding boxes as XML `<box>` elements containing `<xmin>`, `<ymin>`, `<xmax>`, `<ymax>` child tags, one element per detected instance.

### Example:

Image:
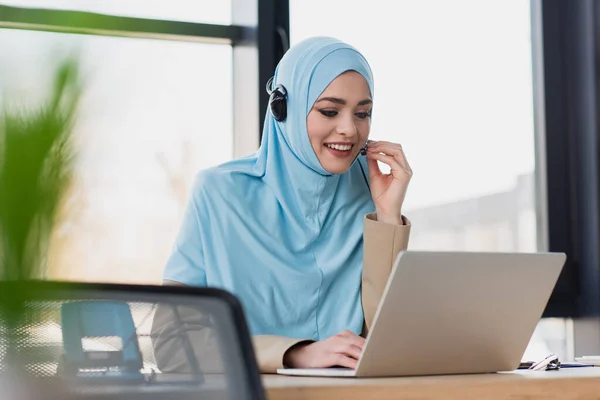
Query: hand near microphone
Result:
<box><xmin>363</xmin><ymin>140</ymin><xmax>412</xmax><ymax>225</ymax></box>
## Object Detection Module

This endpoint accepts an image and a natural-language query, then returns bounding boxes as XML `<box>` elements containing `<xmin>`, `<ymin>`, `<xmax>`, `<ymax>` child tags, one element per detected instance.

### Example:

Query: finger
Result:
<box><xmin>365</xmin><ymin>154</ymin><xmax>383</xmax><ymax>180</ymax></box>
<box><xmin>394</xmin><ymin>145</ymin><xmax>412</xmax><ymax>174</ymax></box>
<box><xmin>367</xmin><ymin>143</ymin><xmax>404</xmax><ymax>159</ymax></box>
<box><xmin>368</xmin><ymin>143</ymin><xmax>412</xmax><ymax>173</ymax></box>
<box><xmin>337</xmin><ymin>330</ymin><xmax>366</xmax><ymax>349</ymax></box>
<box><xmin>331</xmin><ymin>354</ymin><xmax>358</xmax><ymax>369</ymax></box>
<box><xmin>335</xmin><ymin>343</ymin><xmax>363</xmax><ymax>360</ymax></box>
<box><xmin>367</xmin><ymin>141</ymin><xmax>403</xmax><ymax>152</ymax></box>
<box><xmin>367</xmin><ymin>152</ymin><xmax>406</xmax><ymax>175</ymax></box>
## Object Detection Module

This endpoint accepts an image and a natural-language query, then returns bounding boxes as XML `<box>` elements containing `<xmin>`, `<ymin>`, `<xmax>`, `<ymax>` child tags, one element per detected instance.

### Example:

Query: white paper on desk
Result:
<box><xmin>575</xmin><ymin>357</ymin><xmax>600</xmax><ymax>365</ymax></box>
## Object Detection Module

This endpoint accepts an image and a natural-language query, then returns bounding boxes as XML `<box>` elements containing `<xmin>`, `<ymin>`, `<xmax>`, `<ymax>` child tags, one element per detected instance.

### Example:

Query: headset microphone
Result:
<box><xmin>360</xmin><ymin>142</ymin><xmax>368</xmax><ymax>156</ymax></box>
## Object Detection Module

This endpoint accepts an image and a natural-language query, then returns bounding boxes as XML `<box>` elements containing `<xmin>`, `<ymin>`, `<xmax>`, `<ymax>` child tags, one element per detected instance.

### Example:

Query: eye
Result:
<box><xmin>319</xmin><ymin>109</ymin><xmax>338</xmax><ymax>118</ymax></box>
<box><xmin>355</xmin><ymin>110</ymin><xmax>372</xmax><ymax>120</ymax></box>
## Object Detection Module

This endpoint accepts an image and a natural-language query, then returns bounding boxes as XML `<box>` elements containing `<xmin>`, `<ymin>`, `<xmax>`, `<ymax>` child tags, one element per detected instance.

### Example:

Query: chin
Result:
<box><xmin>323</xmin><ymin>163</ymin><xmax>352</xmax><ymax>175</ymax></box>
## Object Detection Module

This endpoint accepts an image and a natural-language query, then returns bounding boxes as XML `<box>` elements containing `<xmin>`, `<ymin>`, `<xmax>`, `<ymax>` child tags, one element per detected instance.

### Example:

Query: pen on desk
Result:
<box><xmin>560</xmin><ymin>363</ymin><xmax>595</xmax><ymax>368</ymax></box>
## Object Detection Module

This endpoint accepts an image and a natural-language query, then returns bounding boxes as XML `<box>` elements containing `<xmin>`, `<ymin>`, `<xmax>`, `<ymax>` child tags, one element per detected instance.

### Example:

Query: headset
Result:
<box><xmin>360</xmin><ymin>143</ymin><xmax>368</xmax><ymax>156</ymax></box>
<box><xmin>358</xmin><ymin>142</ymin><xmax>370</xmax><ymax>191</ymax></box>
<box><xmin>266</xmin><ymin>76</ymin><xmax>288</xmax><ymax>122</ymax></box>
<box><xmin>266</xmin><ymin>76</ymin><xmax>371</xmax><ymax>191</ymax></box>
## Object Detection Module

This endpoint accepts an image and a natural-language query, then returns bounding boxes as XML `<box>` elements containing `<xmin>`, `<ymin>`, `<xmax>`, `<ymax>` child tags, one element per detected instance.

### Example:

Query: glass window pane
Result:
<box><xmin>291</xmin><ymin>0</ymin><xmax>537</xmax><ymax>253</ymax></box>
<box><xmin>0</xmin><ymin>28</ymin><xmax>233</xmax><ymax>284</ymax></box>
<box><xmin>1</xmin><ymin>0</ymin><xmax>232</xmax><ymax>25</ymax></box>
<box><xmin>291</xmin><ymin>0</ymin><xmax>559</xmax><ymax>363</ymax></box>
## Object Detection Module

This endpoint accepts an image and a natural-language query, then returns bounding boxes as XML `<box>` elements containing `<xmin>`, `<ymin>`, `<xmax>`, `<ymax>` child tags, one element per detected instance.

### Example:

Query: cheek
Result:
<box><xmin>306</xmin><ymin>113</ymin><xmax>330</xmax><ymax>147</ymax></box>
<box><xmin>358</xmin><ymin>120</ymin><xmax>371</xmax><ymax>141</ymax></box>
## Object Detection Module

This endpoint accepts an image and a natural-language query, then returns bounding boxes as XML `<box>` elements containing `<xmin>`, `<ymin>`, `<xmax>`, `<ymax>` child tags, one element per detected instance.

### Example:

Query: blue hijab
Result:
<box><xmin>163</xmin><ymin>37</ymin><xmax>376</xmax><ymax>340</ymax></box>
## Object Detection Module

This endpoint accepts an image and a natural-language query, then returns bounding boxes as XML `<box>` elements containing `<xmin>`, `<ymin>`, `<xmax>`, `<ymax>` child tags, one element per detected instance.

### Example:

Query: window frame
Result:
<box><xmin>0</xmin><ymin>1</ymin><xmax>290</xmax><ymax>157</ymax></box>
<box><xmin>534</xmin><ymin>0</ymin><xmax>600</xmax><ymax>318</ymax></box>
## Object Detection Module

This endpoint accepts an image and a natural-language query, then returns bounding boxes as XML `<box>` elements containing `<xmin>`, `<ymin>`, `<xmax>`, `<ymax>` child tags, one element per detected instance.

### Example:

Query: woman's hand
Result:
<box><xmin>283</xmin><ymin>330</ymin><xmax>365</xmax><ymax>369</ymax></box>
<box><xmin>365</xmin><ymin>141</ymin><xmax>413</xmax><ymax>225</ymax></box>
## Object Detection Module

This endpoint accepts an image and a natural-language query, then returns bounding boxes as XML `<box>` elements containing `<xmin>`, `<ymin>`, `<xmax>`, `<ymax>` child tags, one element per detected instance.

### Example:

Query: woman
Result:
<box><xmin>158</xmin><ymin>36</ymin><xmax>412</xmax><ymax>373</ymax></box>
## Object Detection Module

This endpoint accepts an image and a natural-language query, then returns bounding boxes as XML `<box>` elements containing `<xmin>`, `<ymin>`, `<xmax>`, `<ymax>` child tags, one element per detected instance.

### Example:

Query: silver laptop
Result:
<box><xmin>277</xmin><ymin>250</ymin><xmax>566</xmax><ymax>378</ymax></box>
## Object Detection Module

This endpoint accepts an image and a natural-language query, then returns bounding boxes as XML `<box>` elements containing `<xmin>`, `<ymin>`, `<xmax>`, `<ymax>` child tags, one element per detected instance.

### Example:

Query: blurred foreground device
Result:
<box><xmin>0</xmin><ymin>281</ymin><xmax>265</xmax><ymax>400</ymax></box>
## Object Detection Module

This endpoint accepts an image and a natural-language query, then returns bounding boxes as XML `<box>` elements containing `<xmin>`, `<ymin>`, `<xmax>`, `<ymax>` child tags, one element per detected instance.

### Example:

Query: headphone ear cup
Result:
<box><xmin>267</xmin><ymin>81</ymin><xmax>287</xmax><ymax>122</ymax></box>
<box><xmin>269</xmin><ymin>90</ymin><xmax>287</xmax><ymax>122</ymax></box>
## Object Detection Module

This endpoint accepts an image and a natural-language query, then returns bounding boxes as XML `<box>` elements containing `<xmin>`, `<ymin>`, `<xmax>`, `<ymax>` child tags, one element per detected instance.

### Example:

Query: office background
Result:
<box><xmin>0</xmin><ymin>0</ymin><xmax>599</xmax><ymax>362</ymax></box>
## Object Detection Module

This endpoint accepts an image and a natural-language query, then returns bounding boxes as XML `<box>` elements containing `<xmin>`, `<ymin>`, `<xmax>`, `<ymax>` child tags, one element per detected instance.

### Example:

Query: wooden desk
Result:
<box><xmin>263</xmin><ymin>368</ymin><xmax>600</xmax><ymax>400</ymax></box>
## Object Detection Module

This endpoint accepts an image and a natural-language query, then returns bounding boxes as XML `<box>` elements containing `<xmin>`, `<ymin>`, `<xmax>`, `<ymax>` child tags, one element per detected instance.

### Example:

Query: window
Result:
<box><xmin>0</xmin><ymin>28</ymin><xmax>233</xmax><ymax>283</ymax></box>
<box><xmin>291</xmin><ymin>0</ymin><xmax>536</xmax><ymax>253</ymax></box>
<box><xmin>0</xmin><ymin>0</ymin><xmax>232</xmax><ymax>24</ymax></box>
<box><xmin>290</xmin><ymin>0</ymin><xmax>568</xmax><ymax>361</ymax></box>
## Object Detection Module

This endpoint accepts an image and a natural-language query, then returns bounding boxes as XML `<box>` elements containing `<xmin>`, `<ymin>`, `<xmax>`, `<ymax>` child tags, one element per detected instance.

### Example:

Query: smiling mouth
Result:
<box><xmin>324</xmin><ymin>143</ymin><xmax>353</xmax><ymax>151</ymax></box>
<box><xmin>324</xmin><ymin>143</ymin><xmax>354</xmax><ymax>158</ymax></box>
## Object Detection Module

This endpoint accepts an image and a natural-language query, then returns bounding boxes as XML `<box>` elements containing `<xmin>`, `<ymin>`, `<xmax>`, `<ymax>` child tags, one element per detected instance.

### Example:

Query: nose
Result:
<box><xmin>335</xmin><ymin>111</ymin><xmax>358</xmax><ymax>138</ymax></box>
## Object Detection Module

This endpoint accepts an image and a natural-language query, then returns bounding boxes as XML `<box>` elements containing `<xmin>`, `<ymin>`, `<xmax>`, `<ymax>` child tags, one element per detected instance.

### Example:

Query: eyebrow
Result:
<box><xmin>316</xmin><ymin>97</ymin><xmax>373</xmax><ymax>106</ymax></box>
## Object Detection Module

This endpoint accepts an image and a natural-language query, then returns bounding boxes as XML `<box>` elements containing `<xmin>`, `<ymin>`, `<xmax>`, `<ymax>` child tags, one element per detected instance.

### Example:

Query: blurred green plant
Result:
<box><xmin>0</xmin><ymin>57</ymin><xmax>81</xmax><ymax>340</ymax></box>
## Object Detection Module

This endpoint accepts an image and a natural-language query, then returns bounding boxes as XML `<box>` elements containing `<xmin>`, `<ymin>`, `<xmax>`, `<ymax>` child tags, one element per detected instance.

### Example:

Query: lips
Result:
<box><xmin>324</xmin><ymin>143</ymin><xmax>354</xmax><ymax>158</ymax></box>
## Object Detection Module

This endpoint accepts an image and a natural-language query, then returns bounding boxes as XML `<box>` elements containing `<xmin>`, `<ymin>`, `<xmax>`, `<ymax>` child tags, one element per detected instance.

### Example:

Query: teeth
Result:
<box><xmin>325</xmin><ymin>143</ymin><xmax>352</xmax><ymax>151</ymax></box>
